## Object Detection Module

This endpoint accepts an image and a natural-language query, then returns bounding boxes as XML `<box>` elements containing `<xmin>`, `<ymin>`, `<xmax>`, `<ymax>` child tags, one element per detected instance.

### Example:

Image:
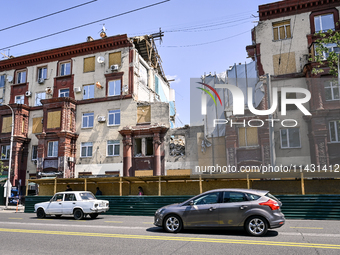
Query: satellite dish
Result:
<box><xmin>7</xmin><ymin>75</ymin><xmax>13</xmax><ymax>83</ymax></box>
<box><xmin>97</xmin><ymin>56</ymin><xmax>105</xmax><ymax>64</ymax></box>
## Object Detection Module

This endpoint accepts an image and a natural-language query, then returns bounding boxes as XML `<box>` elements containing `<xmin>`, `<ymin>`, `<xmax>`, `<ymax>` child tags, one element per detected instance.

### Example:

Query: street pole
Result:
<box><xmin>5</xmin><ymin>104</ymin><xmax>14</xmax><ymax>209</ymax></box>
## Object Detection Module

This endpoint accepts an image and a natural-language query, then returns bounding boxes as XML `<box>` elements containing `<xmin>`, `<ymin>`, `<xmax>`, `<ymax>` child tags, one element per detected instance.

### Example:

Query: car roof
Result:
<box><xmin>55</xmin><ymin>191</ymin><xmax>92</xmax><ymax>194</ymax></box>
<box><xmin>201</xmin><ymin>188</ymin><xmax>268</xmax><ymax>196</ymax></box>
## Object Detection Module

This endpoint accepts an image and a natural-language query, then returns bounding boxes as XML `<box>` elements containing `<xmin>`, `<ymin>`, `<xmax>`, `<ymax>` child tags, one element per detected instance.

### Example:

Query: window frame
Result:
<box><xmin>83</xmin><ymin>84</ymin><xmax>95</xmax><ymax>100</ymax></box>
<box><xmin>329</xmin><ymin>120</ymin><xmax>340</xmax><ymax>143</ymax></box>
<box><xmin>0</xmin><ymin>74</ymin><xmax>5</xmax><ymax>88</ymax></box>
<box><xmin>310</xmin><ymin>9</ymin><xmax>339</xmax><ymax>34</ymax></box>
<box><xmin>81</xmin><ymin>142</ymin><xmax>93</xmax><ymax>158</ymax></box>
<box><xmin>280</xmin><ymin>128</ymin><xmax>301</xmax><ymax>148</ymax></box>
<box><xmin>1</xmin><ymin>145</ymin><xmax>10</xmax><ymax>160</ymax></box>
<box><xmin>32</xmin><ymin>145</ymin><xmax>38</xmax><ymax>160</ymax></box>
<box><xmin>37</xmin><ymin>66</ymin><xmax>47</xmax><ymax>80</ymax></box>
<box><xmin>16</xmin><ymin>69</ymin><xmax>27</xmax><ymax>84</ymax></box>
<box><xmin>238</xmin><ymin>127</ymin><xmax>259</xmax><ymax>147</ymax></box>
<box><xmin>108</xmin><ymin>79</ymin><xmax>121</xmax><ymax>96</ymax></box>
<box><xmin>59</xmin><ymin>88</ymin><xmax>70</xmax><ymax>98</ymax></box>
<box><xmin>314</xmin><ymin>13</ymin><xmax>335</xmax><ymax>33</ymax></box>
<box><xmin>82</xmin><ymin>112</ymin><xmax>94</xmax><ymax>128</ymax></box>
<box><xmin>59</xmin><ymin>61</ymin><xmax>71</xmax><ymax>76</ymax></box>
<box><xmin>107</xmin><ymin>140</ymin><xmax>120</xmax><ymax>156</ymax></box>
<box><xmin>325</xmin><ymin>81</ymin><xmax>340</xmax><ymax>101</ymax></box>
<box><xmin>47</xmin><ymin>141</ymin><xmax>58</xmax><ymax>158</ymax></box>
<box><xmin>272</xmin><ymin>20</ymin><xmax>291</xmax><ymax>41</ymax></box>
<box><xmin>35</xmin><ymin>92</ymin><xmax>46</xmax><ymax>106</ymax></box>
<box><xmin>15</xmin><ymin>95</ymin><xmax>25</xmax><ymax>104</ymax></box>
<box><xmin>108</xmin><ymin>110</ymin><xmax>120</xmax><ymax>126</ymax></box>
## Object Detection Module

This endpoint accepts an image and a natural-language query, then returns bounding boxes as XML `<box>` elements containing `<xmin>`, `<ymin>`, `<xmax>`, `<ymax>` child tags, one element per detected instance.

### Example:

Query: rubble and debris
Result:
<box><xmin>169</xmin><ymin>136</ymin><xmax>185</xmax><ymax>157</ymax></box>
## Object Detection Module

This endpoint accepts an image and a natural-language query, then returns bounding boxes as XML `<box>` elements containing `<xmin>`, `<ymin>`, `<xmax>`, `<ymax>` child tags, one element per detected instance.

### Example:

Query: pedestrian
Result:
<box><xmin>66</xmin><ymin>185</ymin><xmax>72</xmax><ymax>191</ymax></box>
<box><xmin>96</xmin><ymin>187</ymin><xmax>102</xmax><ymax>195</ymax></box>
<box><xmin>138</xmin><ymin>186</ymin><xmax>144</xmax><ymax>196</ymax></box>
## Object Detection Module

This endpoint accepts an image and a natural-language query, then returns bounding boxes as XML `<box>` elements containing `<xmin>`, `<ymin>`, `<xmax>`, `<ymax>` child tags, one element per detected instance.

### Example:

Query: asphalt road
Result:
<box><xmin>0</xmin><ymin>211</ymin><xmax>339</xmax><ymax>255</ymax></box>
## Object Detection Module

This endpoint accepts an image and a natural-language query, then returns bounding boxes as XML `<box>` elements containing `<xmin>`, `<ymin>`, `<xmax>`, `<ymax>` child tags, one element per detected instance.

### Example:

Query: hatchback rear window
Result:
<box><xmin>265</xmin><ymin>192</ymin><xmax>279</xmax><ymax>202</ymax></box>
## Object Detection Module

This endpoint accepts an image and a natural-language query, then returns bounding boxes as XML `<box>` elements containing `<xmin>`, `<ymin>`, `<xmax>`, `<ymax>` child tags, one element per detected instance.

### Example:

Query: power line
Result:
<box><xmin>0</xmin><ymin>0</ymin><xmax>170</xmax><ymax>51</ymax></box>
<box><xmin>161</xmin><ymin>30</ymin><xmax>249</xmax><ymax>48</ymax></box>
<box><xmin>0</xmin><ymin>0</ymin><xmax>98</xmax><ymax>32</ymax></box>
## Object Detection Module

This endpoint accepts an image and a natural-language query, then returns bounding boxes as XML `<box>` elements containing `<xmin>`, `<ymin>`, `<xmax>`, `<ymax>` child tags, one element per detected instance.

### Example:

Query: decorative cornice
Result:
<box><xmin>259</xmin><ymin>0</ymin><xmax>340</xmax><ymax>21</ymax></box>
<box><xmin>0</xmin><ymin>34</ymin><xmax>132</xmax><ymax>71</ymax></box>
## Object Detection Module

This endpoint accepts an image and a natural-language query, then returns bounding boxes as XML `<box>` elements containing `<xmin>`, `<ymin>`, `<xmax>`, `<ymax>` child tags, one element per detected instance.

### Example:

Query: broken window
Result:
<box><xmin>134</xmin><ymin>137</ymin><xmax>153</xmax><ymax>156</ymax></box>
<box><xmin>169</xmin><ymin>135</ymin><xmax>185</xmax><ymax>157</ymax></box>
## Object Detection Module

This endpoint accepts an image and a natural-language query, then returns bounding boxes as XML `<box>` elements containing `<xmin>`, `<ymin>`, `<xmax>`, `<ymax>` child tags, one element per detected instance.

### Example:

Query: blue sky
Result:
<box><xmin>0</xmin><ymin>0</ymin><xmax>272</xmax><ymax>126</ymax></box>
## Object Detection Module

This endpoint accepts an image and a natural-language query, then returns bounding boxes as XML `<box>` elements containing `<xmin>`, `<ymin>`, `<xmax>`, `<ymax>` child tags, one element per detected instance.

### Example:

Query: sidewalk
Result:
<box><xmin>0</xmin><ymin>204</ymin><xmax>25</xmax><ymax>213</ymax></box>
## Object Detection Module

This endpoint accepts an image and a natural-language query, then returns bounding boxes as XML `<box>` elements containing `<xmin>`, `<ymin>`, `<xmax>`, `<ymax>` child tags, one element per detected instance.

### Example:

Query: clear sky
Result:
<box><xmin>0</xmin><ymin>0</ymin><xmax>272</xmax><ymax>126</ymax></box>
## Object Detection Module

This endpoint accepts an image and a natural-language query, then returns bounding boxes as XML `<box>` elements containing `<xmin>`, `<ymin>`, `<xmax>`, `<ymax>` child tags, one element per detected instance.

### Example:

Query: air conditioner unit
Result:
<box><xmin>110</xmin><ymin>64</ymin><xmax>119</xmax><ymax>71</ymax></box>
<box><xmin>98</xmin><ymin>116</ymin><xmax>106</xmax><ymax>122</ymax></box>
<box><xmin>45</xmin><ymin>87</ymin><xmax>52</xmax><ymax>94</ymax></box>
<box><xmin>25</xmin><ymin>91</ymin><xmax>32</xmax><ymax>97</ymax></box>
<box><xmin>68</xmin><ymin>157</ymin><xmax>75</xmax><ymax>162</ymax></box>
<box><xmin>74</xmin><ymin>87</ymin><xmax>82</xmax><ymax>93</ymax></box>
<box><xmin>38</xmin><ymin>78</ymin><xmax>45</xmax><ymax>84</ymax></box>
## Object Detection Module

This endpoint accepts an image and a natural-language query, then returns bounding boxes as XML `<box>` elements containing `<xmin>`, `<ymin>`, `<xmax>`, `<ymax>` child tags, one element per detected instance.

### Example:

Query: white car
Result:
<box><xmin>34</xmin><ymin>191</ymin><xmax>109</xmax><ymax>220</ymax></box>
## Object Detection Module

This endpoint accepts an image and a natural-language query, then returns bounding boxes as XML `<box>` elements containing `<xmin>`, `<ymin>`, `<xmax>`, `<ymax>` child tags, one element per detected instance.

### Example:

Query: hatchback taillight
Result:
<box><xmin>259</xmin><ymin>199</ymin><xmax>280</xmax><ymax>210</ymax></box>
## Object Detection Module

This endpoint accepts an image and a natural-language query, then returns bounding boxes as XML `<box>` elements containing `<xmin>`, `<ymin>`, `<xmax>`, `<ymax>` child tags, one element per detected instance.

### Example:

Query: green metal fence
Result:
<box><xmin>25</xmin><ymin>194</ymin><xmax>340</xmax><ymax>220</ymax></box>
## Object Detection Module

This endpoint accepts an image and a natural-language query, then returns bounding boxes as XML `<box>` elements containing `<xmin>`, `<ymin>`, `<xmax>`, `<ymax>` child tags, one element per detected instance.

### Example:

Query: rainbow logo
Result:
<box><xmin>196</xmin><ymin>82</ymin><xmax>222</xmax><ymax>106</ymax></box>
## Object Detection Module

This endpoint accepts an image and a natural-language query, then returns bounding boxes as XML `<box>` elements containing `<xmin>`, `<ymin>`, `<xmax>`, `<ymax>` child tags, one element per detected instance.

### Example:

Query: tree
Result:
<box><xmin>0</xmin><ymin>155</ymin><xmax>8</xmax><ymax>176</ymax></box>
<box><xmin>311</xmin><ymin>27</ymin><xmax>340</xmax><ymax>77</ymax></box>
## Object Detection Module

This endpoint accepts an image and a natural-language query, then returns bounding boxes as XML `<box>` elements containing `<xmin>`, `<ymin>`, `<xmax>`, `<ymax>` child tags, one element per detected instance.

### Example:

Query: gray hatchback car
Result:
<box><xmin>154</xmin><ymin>188</ymin><xmax>285</xmax><ymax>236</ymax></box>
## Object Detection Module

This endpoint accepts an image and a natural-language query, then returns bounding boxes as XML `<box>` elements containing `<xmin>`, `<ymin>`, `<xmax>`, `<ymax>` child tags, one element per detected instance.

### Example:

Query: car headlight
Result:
<box><xmin>94</xmin><ymin>204</ymin><xmax>98</xmax><ymax>208</ymax></box>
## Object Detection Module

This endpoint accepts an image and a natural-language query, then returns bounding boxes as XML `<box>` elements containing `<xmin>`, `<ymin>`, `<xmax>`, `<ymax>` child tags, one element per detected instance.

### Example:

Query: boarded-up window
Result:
<box><xmin>47</xmin><ymin>111</ymin><xmax>61</xmax><ymax>129</ymax></box>
<box><xmin>32</xmin><ymin>117</ymin><xmax>43</xmax><ymax>134</ymax></box>
<box><xmin>83</xmin><ymin>56</ymin><xmax>95</xmax><ymax>73</ymax></box>
<box><xmin>2</xmin><ymin>116</ymin><xmax>12</xmax><ymax>133</ymax></box>
<box><xmin>273</xmin><ymin>20</ymin><xmax>291</xmax><ymax>41</ymax></box>
<box><xmin>137</xmin><ymin>105</ymin><xmax>151</xmax><ymax>123</ymax></box>
<box><xmin>238</xmin><ymin>127</ymin><xmax>258</xmax><ymax>147</ymax></box>
<box><xmin>109</xmin><ymin>52</ymin><xmax>121</xmax><ymax>66</ymax></box>
<box><xmin>273</xmin><ymin>52</ymin><xmax>296</xmax><ymax>75</ymax></box>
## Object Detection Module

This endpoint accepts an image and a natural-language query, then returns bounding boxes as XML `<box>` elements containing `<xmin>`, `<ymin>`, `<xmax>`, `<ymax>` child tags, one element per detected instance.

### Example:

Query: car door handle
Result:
<box><xmin>59</xmin><ymin>203</ymin><xmax>62</xmax><ymax>205</ymax></box>
<box><xmin>73</xmin><ymin>202</ymin><xmax>76</xmax><ymax>204</ymax></box>
<box><xmin>208</xmin><ymin>207</ymin><xmax>216</xmax><ymax>211</ymax></box>
<box><xmin>240</xmin><ymin>205</ymin><xmax>248</xmax><ymax>210</ymax></box>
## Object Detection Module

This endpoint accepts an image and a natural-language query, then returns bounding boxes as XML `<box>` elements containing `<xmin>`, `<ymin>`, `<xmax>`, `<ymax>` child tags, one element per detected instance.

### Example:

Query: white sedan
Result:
<box><xmin>34</xmin><ymin>191</ymin><xmax>109</xmax><ymax>220</ymax></box>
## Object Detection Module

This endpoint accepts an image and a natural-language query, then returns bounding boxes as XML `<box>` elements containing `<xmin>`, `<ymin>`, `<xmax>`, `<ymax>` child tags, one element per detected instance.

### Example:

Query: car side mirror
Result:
<box><xmin>189</xmin><ymin>200</ymin><xmax>194</xmax><ymax>206</ymax></box>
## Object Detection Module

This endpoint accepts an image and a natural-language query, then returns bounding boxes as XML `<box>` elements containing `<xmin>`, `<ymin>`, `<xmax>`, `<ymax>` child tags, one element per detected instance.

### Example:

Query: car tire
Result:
<box><xmin>245</xmin><ymin>216</ymin><xmax>268</xmax><ymax>237</ymax></box>
<box><xmin>55</xmin><ymin>215</ymin><xmax>62</xmax><ymax>218</ymax></box>
<box><xmin>90</xmin><ymin>213</ymin><xmax>99</xmax><ymax>219</ymax></box>
<box><xmin>73</xmin><ymin>209</ymin><xmax>84</xmax><ymax>220</ymax></box>
<box><xmin>163</xmin><ymin>214</ymin><xmax>183</xmax><ymax>233</ymax></box>
<box><xmin>36</xmin><ymin>208</ymin><xmax>45</xmax><ymax>219</ymax></box>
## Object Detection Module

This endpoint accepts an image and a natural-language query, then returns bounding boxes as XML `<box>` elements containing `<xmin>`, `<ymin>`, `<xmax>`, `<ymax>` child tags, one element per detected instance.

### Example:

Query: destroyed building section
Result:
<box><xmin>169</xmin><ymin>135</ymin><xmax>185</xmax><ymax>157</ymax></box>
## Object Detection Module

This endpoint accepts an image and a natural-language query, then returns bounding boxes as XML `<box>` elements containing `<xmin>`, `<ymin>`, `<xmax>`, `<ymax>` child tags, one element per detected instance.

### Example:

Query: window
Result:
<box><xmin>0</xmin><ymin>75</ymin><xmax>5</xmax><ymax>88</ymax></box>
<box><xmin>108</xmin><ymin>80</ymin><xmax>121</xmax><ymax>96</ymax></box>
<box><xmin>109</xmin><ymin>52</ymin><xmax>121</xmax><ymax>66</ymax></box>
<box><xmin>134</xmin><ymin>137</ymin><xmax>153</xmax><ymax>156</ymax></box>
<box><xmin>108</xmin><ymin>110</ymin><xmax>120</xmax><ymax>126</ymax></box>
<box><xmin>2</xmin><ymin>116</ymin><xmax>12</xmax><ymax>133</ymax></box>
<box><xmin>35</xmin><ymin>92</ymin><xmax>46</xmax><ymax>106</ymax></box>
<box><xmin>64</xmin><ymin>193</ymin><xmax>77</xmax><ymax>201</ymax></box>
<box><xmin>192</xmin><ymin>192</ymin><xmax>220</xmax><ymax>205</ymax></box>
<box><xmin>82</xmin><ymin>113</ymin><xmax>94</xmax><ymax>128</ymax></box>
<box><xmin>238</xmin><ymin>127</ymin><xmax>258</xmax><ymax>147</ymax></box>
<box><xmin>15</xmin><ymin>95</ymin><xmax>24</xmax><ymax>104</ymax></box>
<box><xmin>278</xmin><ymin>91</ymin><xmax>298</xmax><ymax>111</ymax></box>
<box><xmin>223</xmin><ymin>192</ymin><xmax>247</xmax><ymax>203</ymax></box>
<box><xmin>38</xmin><ymin>67</ymin><xmax>47</xmax><ymax>80</ymax></box>
<box><xmin>107</xmin><ymin>140</ymin><xmax>120</xmax><ymax>156</ymax></box>
<box><xmin>314</xmin><ymin>13</ymin><xmax>335</xmax><ymax>33</ymax></box>
<box><xmin>52</xmin><ymin>194</ymin><xmax>64</xmax><ymax>202</ymax></box>
<box><xmin>83</xmin><ymin>84</ymin><xmax>94</xmax><ymax>99</ymax></box>
<box><xmin>81</xmin><ymin>142</ymin><xmax>93</xmax><ymax>157</ymax></box>
<box><xmin>1</xmin><ymin>145</ymin><xmax>10</xmax><ymax>160</ymax></box>
<box><xmin>273</xmin><ymin>20</ymin><xmax>291</xmax><ymax>41</ymax></box>
<box><xmin>247</xmin><ymin>193</ymin><xmax>261</xmax><ymax>201</ymax></box>
<box><xmin>0</xmin><ymin>98</ymin><xmax>3</xmax><ymax>106</ymax></box>
<box><xmin>59</xmin><ymin>61</ymin><xmax>71</xmax><ymax>76</ymax></box>
<box><xmin>329</xmin><ymin>120</ymin><xmax>340</xmax><ymax>142</ymax></box>
<box><xmin>47</xmin><ymin>141</ymin><xmax>58</xmax><ymax>157</ymax></box>
<box><xmin>325</xmin><ymin>81</ymin><xmax>340</xmax><ymax>101</ymax></box>
<box><xmin>280</xmin><ymin>128</ymin><xmax>301</xmax><ymax>148</ymax></box>
<box><xmin>16</xmin><ymin>70</ymin><xmax>26</xmax><ymax>84</ymax></box>
<box><xmin>314</xmin><ymin>43</ymin><xmax>340</xmax><ymax>60</ymax></box>
<box><xmin>59</xmin><ymin>88</ymin><xmax>69</xmax><ymax>98</ymax></box>
<box><xmin>84</xmin><ymin>57</ymin><xmax>95</xmax><ymax>73</ymax></box>
<box><xmin>32</xmin><ymin>145</ymin><xmax>38</xmax><ymax>160</ymax></box>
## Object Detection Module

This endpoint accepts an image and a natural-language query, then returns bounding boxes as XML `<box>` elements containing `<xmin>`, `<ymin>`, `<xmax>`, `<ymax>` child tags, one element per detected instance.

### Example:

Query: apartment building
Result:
<box><xmin>0</xmin><ymin>33</ymin><xmax>175</xmax><ymax>187</ymax></box>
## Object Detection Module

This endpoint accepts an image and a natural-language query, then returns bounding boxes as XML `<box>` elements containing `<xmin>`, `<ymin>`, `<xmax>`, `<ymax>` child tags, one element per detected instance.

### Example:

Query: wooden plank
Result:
<box><xmin>54</xmin><ymin>178</ymin><xmax>57</xmax><ymax>194</ymax></box>
<box><xmin>158</xmin><ymin>176</ymin><xmax>161</xmax><ymax>196</ymax></box>
<box><xmin>119</xmin><ymin>177</ymin><xmax>122</xmax><ymax>196</ymax></box>
<box><xmin>199</xmin><ymin>175</ymin><xmax>202</xmax><ymax>194</ymax></box>
<box><xmin>301</xmin><ymin>172</ymin><xmax>305</xmax><ymax>195</ymax></box>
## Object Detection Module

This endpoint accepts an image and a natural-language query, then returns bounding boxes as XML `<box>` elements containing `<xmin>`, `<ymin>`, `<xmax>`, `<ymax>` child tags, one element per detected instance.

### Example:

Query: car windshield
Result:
<box><xmin>265</xmin><ymin>192</ymin><xmax>279</xmax><ymax>202</ymax></box>
<box><xmin>80</xmin><ymin>192</ymin><xmax>96</xmax><ymax>200</ymax></box>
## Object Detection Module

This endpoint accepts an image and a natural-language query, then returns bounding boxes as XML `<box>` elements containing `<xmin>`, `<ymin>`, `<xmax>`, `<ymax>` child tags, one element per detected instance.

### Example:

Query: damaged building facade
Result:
<box><xmin>0</xmin><ymin>33</ymin><xmax>175</xmax><ymax>187</ymax></box>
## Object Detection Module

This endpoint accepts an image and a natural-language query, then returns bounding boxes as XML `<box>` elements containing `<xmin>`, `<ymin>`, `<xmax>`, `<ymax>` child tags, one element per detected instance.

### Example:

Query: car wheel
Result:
<box><xmin>55</xmin><ymin>215</ymin><xmax>62</xmax><ymax>218</ymax></box>
<box><xmin>163</xmin><ymin>215</ymin><xmax>183</xmax><ymax>233</ymax></box>
<box><xmin>36</xmin><ymin>208</ymin><xmax>45</xmax><ymax>219</ymax></box>
<box><xmin>73</xmin><ymin>209</ymin><xmax>84</xmax><ymax>220</ymax></box>
<box><xmin>245</xmin><ymin>216</ymin><xmax>268</xmax><ymax>236</ymax></box>
<box><xmin>90</xmin><ymin>213</ymin><xmax>99</xmax><ymax>219</ymax></box>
